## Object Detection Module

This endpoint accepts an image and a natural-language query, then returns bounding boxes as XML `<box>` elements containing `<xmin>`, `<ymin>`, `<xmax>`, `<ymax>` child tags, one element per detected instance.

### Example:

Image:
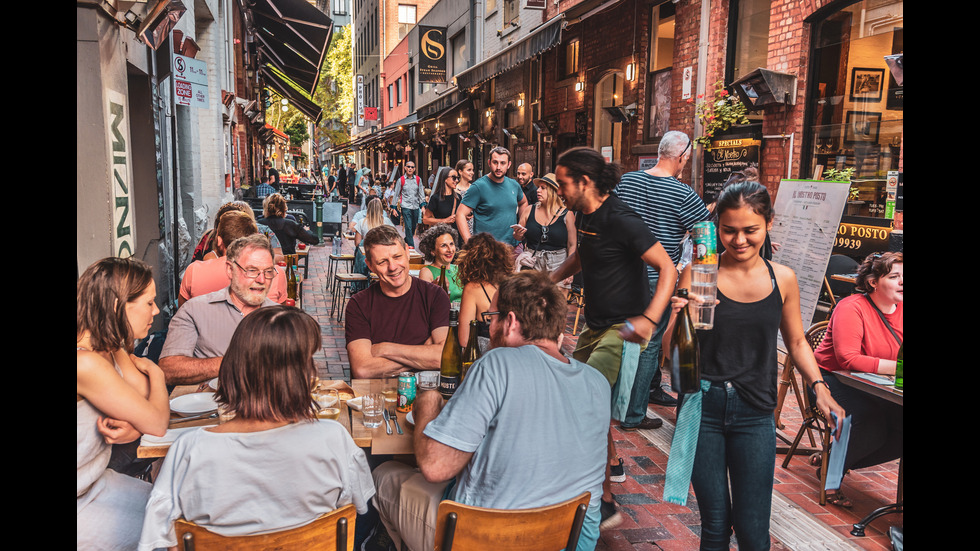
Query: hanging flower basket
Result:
<box><xmin>691</xmin><ymin>81</ymin><xmax>750</xmax><ymax>150</ymax></box>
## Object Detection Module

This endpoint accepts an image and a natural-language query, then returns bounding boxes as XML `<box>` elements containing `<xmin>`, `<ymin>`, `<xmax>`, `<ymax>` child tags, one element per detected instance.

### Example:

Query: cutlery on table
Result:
<box><xmin>170</xmin><ymin>412</ymin><xmax>218</xmax><ymax>424</ymax></box>
<box><xmin>391</xmin><ymin>407</ymin><xmax>403</xmax><ymax>435</ymax></box>
<box><xmin>382</xmin><ymin>408</ymin><xmax>392</xmax><ymax>435</ymax></box>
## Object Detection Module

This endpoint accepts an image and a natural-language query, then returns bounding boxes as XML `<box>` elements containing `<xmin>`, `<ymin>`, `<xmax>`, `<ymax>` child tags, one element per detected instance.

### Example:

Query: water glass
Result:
<box><xmin>417</xmin><ymin>371</ymin><xmax>439</xmax><ymax>391</ymax></box>
<box><xmin>314</xmin><ymin>389</ymin><xmax>340</xmax><ymax>420</ymax></box>
<box><xmin>362</xmin><ymin>393</ymin><xmax>384</xmax><ymax>428</ymax></box>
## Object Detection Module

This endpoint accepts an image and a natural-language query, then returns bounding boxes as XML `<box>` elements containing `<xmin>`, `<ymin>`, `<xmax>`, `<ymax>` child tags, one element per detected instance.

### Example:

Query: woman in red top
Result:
<box><xmin>812</xmin><ymin>251</ymin><xmax>903</xmax><ymax>507</ymax></box>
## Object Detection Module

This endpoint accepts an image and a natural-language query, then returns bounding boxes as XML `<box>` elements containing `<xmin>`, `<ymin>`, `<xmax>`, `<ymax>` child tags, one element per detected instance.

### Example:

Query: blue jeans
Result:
<box><xmin>402</xmin><ymin>207</ymin><xmax>420</xmax><ymax>247</ymax></box>
<box><xmin>684</xmin><ymin>381</ymin><xmax>774</xmax><ymax>551</ymax></box>
<box><xmin>622</xmin><ymin>279</ymin><xmax>671</xmax><ymax>427</ymax></box>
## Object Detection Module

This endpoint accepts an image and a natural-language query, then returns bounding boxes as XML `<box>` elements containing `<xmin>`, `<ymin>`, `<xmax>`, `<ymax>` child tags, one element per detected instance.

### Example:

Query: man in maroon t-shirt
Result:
<box><xmin>345</xmin><ymin>225</ymin><xmax>450</xmax><ymax>378</ymax></box>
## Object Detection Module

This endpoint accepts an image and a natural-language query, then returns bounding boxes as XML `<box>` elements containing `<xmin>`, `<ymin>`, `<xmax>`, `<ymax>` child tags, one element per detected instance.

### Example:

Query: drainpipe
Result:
<box><xmin>692</xmin><ymin>0</ymin><xmax>710</xmax><ymax>195</ymax></box>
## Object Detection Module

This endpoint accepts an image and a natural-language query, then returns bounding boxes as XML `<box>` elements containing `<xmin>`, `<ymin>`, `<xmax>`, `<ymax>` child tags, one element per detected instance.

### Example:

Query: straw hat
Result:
<box><xmin>532</xmin><ymin>173</ymin><xmax>559</xmax><ymax>191</ymax></box>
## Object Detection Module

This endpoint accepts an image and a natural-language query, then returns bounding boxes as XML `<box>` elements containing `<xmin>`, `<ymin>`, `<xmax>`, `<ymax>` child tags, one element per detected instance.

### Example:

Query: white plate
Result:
<box><xmin>406</xmin><ymin>411</ymin><xmax>414</xmax><ymax>425</ymax></box>
<box><xmin>170</xmin><ymin>392</ymin><xmax>218</xmax><ymax>417</ymax></box>
<box><xmin>207</xmin><ymin>378</ymin><xmax>218</xmax><ymax>391</ymax></box>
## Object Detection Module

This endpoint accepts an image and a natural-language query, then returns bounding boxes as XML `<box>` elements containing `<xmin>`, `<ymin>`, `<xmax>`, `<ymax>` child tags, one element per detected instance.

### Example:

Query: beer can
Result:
<box><xmin>692</xmin><ymin>221</ymin><xmax>718</xmax><ymax>265</ymax></box>
<box><xmin>397</xmin><ymin>372</ymin><xmax>416</xmax><ymax>412</ymax></box>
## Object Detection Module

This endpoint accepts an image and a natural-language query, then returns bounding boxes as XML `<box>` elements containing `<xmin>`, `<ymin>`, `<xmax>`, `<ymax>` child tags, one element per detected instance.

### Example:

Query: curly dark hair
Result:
<box><xmin>417</xmin><ymin>223</ymin><xmax>460</xmax><ymax>263</ymax></box>
<box><xmin>855</xmin><ymin>252</ymin><xmax>903</xmax><ymax>294</ymax></box>
<box><xmin>457</xmin><ymin>233</ymin><xmax>514</xmax><ymax>286</ymax></box>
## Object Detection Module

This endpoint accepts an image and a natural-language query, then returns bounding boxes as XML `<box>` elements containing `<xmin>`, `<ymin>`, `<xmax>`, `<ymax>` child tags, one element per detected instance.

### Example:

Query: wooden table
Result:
<box><xmin>136</xmin><ymin>379</ymin><xmax>414</xmax><ymax>458</ymax></box>
<box><xmin>833</xmin><ymin>370</ymin><xmax>903</xmax><ymax>536</ymax></box>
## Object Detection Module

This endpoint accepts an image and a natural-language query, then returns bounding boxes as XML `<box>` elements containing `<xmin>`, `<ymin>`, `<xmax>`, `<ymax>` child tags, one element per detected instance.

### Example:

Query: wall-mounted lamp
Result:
<box><xmin>457</xmin><ymin>116</ymin><xmax>465</xmax><ymax>124</ymax></box>
<box><xmin>486</xmin><ymin>109</ymin><xmax>493</xmax><ymax>118</ymax></box>
<box><xmin>517</xmin><ymin>94</ymin><xmax>524</xmax><ymax>108</ymax></box>
<box><xmin>575</xmin><ymin>81</ymin><xmax>584</xmax><ymax>92</ymax></box>
<box><xmin>626</xmin><ymin>62</ymin><xmax>636</xmax><ymax>82</ymax></box>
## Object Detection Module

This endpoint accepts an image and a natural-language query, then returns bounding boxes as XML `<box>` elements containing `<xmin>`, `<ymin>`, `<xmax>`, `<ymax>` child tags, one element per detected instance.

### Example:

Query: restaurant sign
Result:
<box><xmin>834</xmin><ymin>221</ymin><xmax>892</xmax><ymax>259</ymax></box>
<box><xmin>106</xmin><ymin>89</ymin><xmax>135</xmax><ymax>258</ymax></box>
<box><xmin>418</xmin><ymin>26</ymin><xmax>447</xmax><ymax>83</ymax></box>
<box><xmin>702</xmin><ymin>137</ymin><xmax>761</xmax><ymax>205</ymax></box>
<box><xmin>172</xmin><ymin>53</ymin><xmax>209</xmax><ymax>108</ymax></box>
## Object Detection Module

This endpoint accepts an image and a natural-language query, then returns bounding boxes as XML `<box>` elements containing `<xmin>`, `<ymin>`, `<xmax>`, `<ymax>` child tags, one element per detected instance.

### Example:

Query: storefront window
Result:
<box><xmin>806</xmin><ymin>0</ymin><xmax>903</xmax><ymax>219</ymax></box>
<box><xmin>594</xmin><ymin>71</ymin><xmax>624</xmax><ymax>162</ymax></box>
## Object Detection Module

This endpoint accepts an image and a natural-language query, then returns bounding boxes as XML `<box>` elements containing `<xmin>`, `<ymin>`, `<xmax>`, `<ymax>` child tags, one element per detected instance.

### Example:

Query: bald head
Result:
<box><xmin>516</xmin><ymin>163</ymin><xmax>534</xmax><ymax>186</ymax></box>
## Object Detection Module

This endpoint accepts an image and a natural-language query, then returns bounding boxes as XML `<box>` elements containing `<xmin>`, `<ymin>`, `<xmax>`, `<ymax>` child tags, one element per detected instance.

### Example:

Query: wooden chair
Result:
<box><xmin>566</xmin><ymin>285</ymin><xmax>585</xmax><ymax>335</ymax></box>
<box><xmin>779</xmin><ymin>321</ymin><xmax>834</xmax><ymax>505</ymax></box>
<box><xmin>175</xmin><ymin>504</ymin><xmax>356</xmax><ymax>551</ymax></box>
<box><xmin>433</xmin><ymin>492</ymin><xmax>590</xmax><ymax>551</ymax></box>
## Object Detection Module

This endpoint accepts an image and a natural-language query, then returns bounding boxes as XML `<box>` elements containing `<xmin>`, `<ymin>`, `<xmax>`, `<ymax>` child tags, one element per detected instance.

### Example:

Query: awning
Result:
<box><xmin>454</xmin><ymin>15</ymin><xmax>564</xmax><ymax>90</ymax></box>
<box><xmin>250</xmin><ymin>0</ymin><xmax>333</xmax><ymax>95</ymax></box>
<box><xmin>382</xmin><ymin>113</ymin><xmax>419</xmax><ymax>131</ymax></box>
<box><xmin>261</xmin><ymin>65</ymin><xmax>324</xmax><ymax>124</ymax></box>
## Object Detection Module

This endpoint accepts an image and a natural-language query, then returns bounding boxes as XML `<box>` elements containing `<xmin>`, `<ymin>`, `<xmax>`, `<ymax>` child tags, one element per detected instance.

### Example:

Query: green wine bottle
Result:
<box><xmin>670</xmin><ymin>288</ymin><xmax>701</xmax><ymax>394</ymax></box>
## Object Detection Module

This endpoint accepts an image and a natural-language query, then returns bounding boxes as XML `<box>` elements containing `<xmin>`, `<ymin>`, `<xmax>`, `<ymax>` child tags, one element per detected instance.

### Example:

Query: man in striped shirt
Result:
<box><xmin>614</xmin><ymin>130</ymin><xmax>710</xmax><ymax>430</ymax></box>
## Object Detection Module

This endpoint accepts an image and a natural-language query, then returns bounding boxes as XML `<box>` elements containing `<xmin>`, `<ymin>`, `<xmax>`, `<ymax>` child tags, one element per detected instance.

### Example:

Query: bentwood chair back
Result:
<box><xmin>780</xmin><ymin>321</ymin><xmax>834</xmax><ymax>505</ymax></box>
<box><xmin>433</xmin><ymin>492</ymin><xmax>591</xmax><ymax>551</ymax></box>
<box><xmin>175</xmin><ymin>504</ymin><xmax>356</xmax><ymax>551</ymax></box>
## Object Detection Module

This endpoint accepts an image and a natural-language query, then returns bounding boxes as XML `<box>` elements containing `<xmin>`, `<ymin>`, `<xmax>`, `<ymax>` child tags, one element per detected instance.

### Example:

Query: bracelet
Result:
<box><xmin>811</xmin><ymin>380</ymin><xmax>830</xmax><ymax>391</ymax></box>
<box><xmin>641</xmin><ymin>314</ymin><xmax>658</xmax><ymax>327</ymax></box>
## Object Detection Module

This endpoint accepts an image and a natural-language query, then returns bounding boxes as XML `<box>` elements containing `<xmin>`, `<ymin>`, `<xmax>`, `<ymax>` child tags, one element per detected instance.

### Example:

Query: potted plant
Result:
<box><xmin>823</xmin><ymin>167</ymin><xmax>863</xmax><ymax>214</ymax></box>
<box><xmin>692</xmin><ymin>81</ymin><xmax>751</xmax><ymax>150</ymax></box>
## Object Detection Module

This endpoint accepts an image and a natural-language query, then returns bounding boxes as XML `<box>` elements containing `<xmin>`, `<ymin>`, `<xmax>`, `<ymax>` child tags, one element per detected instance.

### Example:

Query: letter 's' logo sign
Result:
<box><xmin>422</xmin><ymin>29</ymin><xmax>445</xmax><ymax>60</ymax></box>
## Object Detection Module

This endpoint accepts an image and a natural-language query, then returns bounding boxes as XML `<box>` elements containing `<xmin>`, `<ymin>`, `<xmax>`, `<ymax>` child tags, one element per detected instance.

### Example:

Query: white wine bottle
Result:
<box><xmin>439</xmin><ymin>308</ymin><xmax>462</xmax><ymax>399</ymax></box>
<box><xmin>670</xmin><ymin>288</ymin><xmax>701</xmax><ymax>394</ymax></box>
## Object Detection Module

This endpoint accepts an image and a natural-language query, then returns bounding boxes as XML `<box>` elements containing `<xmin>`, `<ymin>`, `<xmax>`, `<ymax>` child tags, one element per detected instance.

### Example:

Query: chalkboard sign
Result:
<box><xmin>703</xmin><ymin>137</ymin><xmax>761</xmax><ymax>205</ymax></box>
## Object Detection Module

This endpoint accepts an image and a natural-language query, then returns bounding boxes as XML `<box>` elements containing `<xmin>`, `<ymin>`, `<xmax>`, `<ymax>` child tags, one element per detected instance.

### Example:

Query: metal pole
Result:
<box><xmin>170</xmin><ymin>29</ymin><xmax>182</xmax><ymax>296</ymax></box>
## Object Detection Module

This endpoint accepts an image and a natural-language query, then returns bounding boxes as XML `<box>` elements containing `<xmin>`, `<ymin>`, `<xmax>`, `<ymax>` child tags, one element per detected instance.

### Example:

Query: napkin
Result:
<box><xmin>140</xmin><ymin>426</ymin><xmax>204</xmax><ymax>447</ymax></box>
<box><xmin>346</xmin><ymin>396</ymin><xmax>363</xmax><ymax>411</ymax></box>
<box><xmin>825</xmin><ymin>413</ymin><xmax>852</xmax><ymax>491</ymax></box>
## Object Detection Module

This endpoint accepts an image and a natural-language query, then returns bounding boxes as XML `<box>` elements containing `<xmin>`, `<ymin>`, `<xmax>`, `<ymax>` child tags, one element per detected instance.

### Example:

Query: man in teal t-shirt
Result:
<box><xmin>456</xmin><ymin>146</ymin><xmax>529</xmax><ymax>245</ymax></box>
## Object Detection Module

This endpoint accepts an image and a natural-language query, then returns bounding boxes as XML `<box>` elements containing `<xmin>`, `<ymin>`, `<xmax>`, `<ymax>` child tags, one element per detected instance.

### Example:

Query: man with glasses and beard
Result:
<box><xmin>159</xmin><ymin>234</ymin><xmax>279</xmax><ymax>385</ymax></box>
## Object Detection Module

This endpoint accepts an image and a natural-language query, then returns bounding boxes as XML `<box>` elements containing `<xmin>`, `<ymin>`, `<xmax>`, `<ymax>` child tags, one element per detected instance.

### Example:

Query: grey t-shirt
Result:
<box><xmin>424</xmin><ymin>345</ymin><xmax>610</xmax><ymax>512</ymax></box>
<box><xmin>160</xmin><ymin>288</ymin><xmax>278</xmax><ymax>360</ymax></box>
<box><xmin>139</xmin><ymin>421</ymin><xmax>375</xmax><ymax>550</ymax></box>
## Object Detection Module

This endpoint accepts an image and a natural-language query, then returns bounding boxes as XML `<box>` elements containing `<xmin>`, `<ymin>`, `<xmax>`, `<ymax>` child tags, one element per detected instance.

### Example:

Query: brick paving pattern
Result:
<box><xmin>301</xmin><ymin>206</ymin><xmax>901</xmax><ymax>551</ymax></box>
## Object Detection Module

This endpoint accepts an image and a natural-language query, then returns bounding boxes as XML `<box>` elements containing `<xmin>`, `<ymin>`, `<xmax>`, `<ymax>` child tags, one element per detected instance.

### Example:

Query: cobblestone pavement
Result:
<box><xmin>301</xmin><ymin>206</ymin><xmax>901</xmax><ymax>551</ymax></box>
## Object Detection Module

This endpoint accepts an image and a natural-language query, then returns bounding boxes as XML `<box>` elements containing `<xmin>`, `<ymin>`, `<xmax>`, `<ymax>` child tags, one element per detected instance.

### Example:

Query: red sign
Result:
<box><xmin>364</xmin><ymin>107</ymin><xmax>378</xmax><ymax>121</ymax></box>
<box><xmin>175</xmin><ymin>80</ymin><xmax>193</xmax><ymax>99</ymax></box>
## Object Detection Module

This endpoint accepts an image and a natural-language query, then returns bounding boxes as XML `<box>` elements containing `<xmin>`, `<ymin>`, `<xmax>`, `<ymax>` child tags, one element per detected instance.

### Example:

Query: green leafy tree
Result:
<box><xmin>314</xmin><ymin>26</ymin><xmax>354</xmax><ymax>147</ymax></box>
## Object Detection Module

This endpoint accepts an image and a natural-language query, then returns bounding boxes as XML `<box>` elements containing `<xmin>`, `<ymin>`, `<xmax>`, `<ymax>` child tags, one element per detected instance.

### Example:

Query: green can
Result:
<box><xmin>397</xmin><ymin>372</ymin><xmax>417</xmax><ymax>412</ymax></box>
<box><xmin>692</xmin><ymin>221</ymin><xmax>718</xmax><ymax>265</ymax></box>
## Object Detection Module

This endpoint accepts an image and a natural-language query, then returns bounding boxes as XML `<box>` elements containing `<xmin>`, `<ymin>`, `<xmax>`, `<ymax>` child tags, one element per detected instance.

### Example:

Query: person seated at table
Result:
<box><xmin>345</xmin><ymin>225</ymin><xmax>450</xmax><ymax>379</ymax></box>
<box><xmin>77</xmin><ymin>257</ymin><xmax>170</xmax><ymax>550</ymax></box>
<box><xmin>370</xmin><ymin>271</ymin><xmax>609</xmax><ymax>551</ymax></box>
<box><xmin>457</xmin><ymin>232</ymin><xmax>514</xmax><ymax>351</ymax></box>
<box><xmin>159</xmin><ymin>234</ymin><xmax>279</xmax><ymax>385</ymax></box>
<box><xmin>193</xmin><ymin>201</ymin><xmax>283</xmax><ymax>262</ymax></box>
<box><xmin>139</xmin><ymin>306</ymin><xmax>375</xmax><ymax>550</ymax></box>
<box><xmin>179</xmin><ymin>211</ymin><xmax>288</xmax><ymax>306</ymax></box>
<box><xmin>417</xmin><ymin>223</ymin><xmax>463</xmax><ymax>304</ymax></box>
<box><xmin>352</xmin><ymin>197</ymin><xmax>395</xmax><ymax>293</ymax></box>
<box><xmin>812</xmin><ymin>251</ymin><xmax>903</xmax><ymax>508</ymax></box>
<box><xmin>258</xmin><ymin>193</ymin><xmax>318</xmax><ymax>255</ymax></box>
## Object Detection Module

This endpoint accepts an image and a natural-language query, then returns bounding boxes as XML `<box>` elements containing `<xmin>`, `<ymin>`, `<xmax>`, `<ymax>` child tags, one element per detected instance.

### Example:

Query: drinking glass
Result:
<box><xmin>362</xmin><ymin>393</ymin><xmax>384</xmax><ymax>428</ymax></box>
<box><xmin>314</xmin><ymin>389</ymin><xmax>340</xmax><ymax>420</ymax></box>
<box><xmin>417</xmin><ymin>371</ymin><xmax>439</xmax><ymax>391</ymax></box>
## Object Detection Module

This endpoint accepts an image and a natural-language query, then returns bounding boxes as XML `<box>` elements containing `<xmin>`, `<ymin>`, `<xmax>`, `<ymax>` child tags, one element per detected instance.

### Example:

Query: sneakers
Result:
<box><xmin>620</xmin><ymin>416</ymin><xmax>664</xmax><ymax>431</ymax></box>
<box><xmin>649</xmin><ymin>386</ymin><xmax>678</xmax><ymax>407</ymax></box>
<box><xmin>609</xmin><ymin>458</ymin><xmax>626</xmax><ymax>483</ymax></box>
<box><xmin>360</xmin><ymin>522</ymin><xmax>397</xmax><ymax>551</ymax></box>
<box><xmin>599</xmin><ymin>499</ymin><xmax>624</xmax><ymax>530</ymax></box>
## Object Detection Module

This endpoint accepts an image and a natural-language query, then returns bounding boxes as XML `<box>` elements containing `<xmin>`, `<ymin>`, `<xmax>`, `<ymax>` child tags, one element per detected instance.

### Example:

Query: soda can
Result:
<box><xmin>397</xmin><ymin>372</ymin><xmax>417</xmax><ymax>412</ymax></box>
<box><xmin>692</xmin><ymin>221</ymin><xmax>717</xmax><ymax>265</ymax></box>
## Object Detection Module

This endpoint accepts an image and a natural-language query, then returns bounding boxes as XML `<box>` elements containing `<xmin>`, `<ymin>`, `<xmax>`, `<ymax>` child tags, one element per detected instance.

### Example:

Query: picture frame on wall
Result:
<box><xmin>844</xmin><ymin>111</ymin><xmax>881</xmax><ymax>144</ymax></box>
<box><xmin>849</xmin><ymin>67</ymin><xmax>885</xmax><ymax>102</ymax></box>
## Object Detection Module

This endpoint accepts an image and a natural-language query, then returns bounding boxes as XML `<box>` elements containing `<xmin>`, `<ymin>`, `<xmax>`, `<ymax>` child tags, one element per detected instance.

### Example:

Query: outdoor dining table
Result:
<box><xmin>136</xmin><ymin>379</ymin><xmax>415</xmax><ymax>459</ymax></box>
<box><xmin>832</xmin><ymin>370</ymin><xmax>903</xmax><ymax>537</ymax></box>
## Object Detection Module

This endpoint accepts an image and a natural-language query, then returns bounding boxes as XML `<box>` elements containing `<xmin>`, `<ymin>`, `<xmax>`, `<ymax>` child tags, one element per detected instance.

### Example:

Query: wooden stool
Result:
<box><xmin>328</xmin><ymin>253</ymin><xmax>355</xmax><ymax>282</ymax></box>
<box><xmin>331</xmin><ymin>273</ymin><xmax>369</xmax><ymax>322</ymax></box>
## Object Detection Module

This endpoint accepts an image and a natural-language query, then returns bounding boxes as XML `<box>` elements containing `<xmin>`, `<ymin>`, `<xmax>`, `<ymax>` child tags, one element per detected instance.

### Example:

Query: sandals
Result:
<box><xmin>826</xmin><ymin>489</ymin><xmax>853</xmax><ymax>508</ymax></box>
<box><xmin>809</xmin><ymin>453</ymin><xmax>823</xmax><ymax>467</ymax></box>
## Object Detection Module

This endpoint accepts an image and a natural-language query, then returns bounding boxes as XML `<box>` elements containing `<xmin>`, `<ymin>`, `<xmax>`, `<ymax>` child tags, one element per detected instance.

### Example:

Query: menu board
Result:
<box><xmin>702</xmin><ymin>137</ymin><xmax>761</xmax><ymax>205</ymax></box>
<box><xmin>770</xmin><ymin>179</ymin><xmax>850</xmax><ymax>335</ymax></box>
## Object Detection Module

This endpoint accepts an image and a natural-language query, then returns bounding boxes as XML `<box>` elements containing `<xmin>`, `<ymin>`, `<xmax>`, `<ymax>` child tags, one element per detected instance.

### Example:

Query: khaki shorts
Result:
<box><xmin>574</xmin><ymin>323</ymin><xmax>647</xmax><ymax>421</ymax></box>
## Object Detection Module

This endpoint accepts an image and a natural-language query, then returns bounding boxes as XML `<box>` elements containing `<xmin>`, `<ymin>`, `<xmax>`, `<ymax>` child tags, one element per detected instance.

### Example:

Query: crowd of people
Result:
<box><xmin>78</xmin><ymin>138</ymin><xmax>901</xmax><ymax>551</ymax></box>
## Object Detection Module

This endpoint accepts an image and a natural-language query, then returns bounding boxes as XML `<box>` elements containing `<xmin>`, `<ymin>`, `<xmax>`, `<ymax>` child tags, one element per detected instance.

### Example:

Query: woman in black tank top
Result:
<box><xmin>671</xmin><ymin>183</ymin><xmax>845</xmax><ymax>550</ymax></box>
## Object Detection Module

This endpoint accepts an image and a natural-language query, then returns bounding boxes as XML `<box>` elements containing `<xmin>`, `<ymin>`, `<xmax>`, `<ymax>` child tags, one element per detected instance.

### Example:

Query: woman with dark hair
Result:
<box><xmin>812</xmin><ymin>251</ymin><xmax>903</xmax><ymax>507</ymax></box>
<box><xmin>667</xmin><ymin>181</ymin><xmax>845</xmax><ymax>549</ymax></box>
<box><xmin>456</xmin><ymin>232</ymin><xmax>514</xmax><ymax>350</ymax></box>
<box><xmin>77</xmin><ymin>257</ymin><xmax>170</xmax><ymax>550</ymax></box>
<box><xmin>454</xmin><ymin>160</ymin><xmax>476</xmax><ymax>234</ymax></box>
<box><xmin>259</xmin><ymin>193</ymin><xmax>318</xmax><ymax>255</ymax></box>
<box><xmin>139</xmin><ymin>306</ymin><xmax>375</xmax><ymax>549</ymax></box>
<box><xmin>417</xmin><ymin>223</ymin><xmax>463</xmax><ymax>303</ymax></box>
<box><xmin>422</xmin><ymin>167</ymin><xmax>461</xmax><ymax>228</ymax></box>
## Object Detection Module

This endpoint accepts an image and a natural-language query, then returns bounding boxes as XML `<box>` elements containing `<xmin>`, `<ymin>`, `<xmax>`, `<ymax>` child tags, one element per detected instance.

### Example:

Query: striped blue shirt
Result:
<box><xmin>614</xmin><ymin>171</ymin><xmax>710</xmax><ymax>281</ymax></box>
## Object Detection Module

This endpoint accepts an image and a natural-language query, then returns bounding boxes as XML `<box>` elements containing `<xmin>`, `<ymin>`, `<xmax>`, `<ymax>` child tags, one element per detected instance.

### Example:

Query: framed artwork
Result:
<box><xmin>849</xmin><ymin>67</ymin><xmax>885</xmax><ymax>102</ymax></box>
<box><xmin>844</xmin><ymin>111</ymin><xmax>881</xmax><ymax>144</ymax></box>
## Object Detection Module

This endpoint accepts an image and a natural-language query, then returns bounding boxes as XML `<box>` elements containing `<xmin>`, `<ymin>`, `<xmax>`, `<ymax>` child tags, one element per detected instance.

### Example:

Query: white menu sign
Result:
<box><xmin>173</xmin><ymin>54</ymin><xmax>209</xmax><ymax>108</ymax></box>
<box><xmin>770</xmin><ymin>179</ymin><xmax>850</xmax><ymax>334</ymax></box>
